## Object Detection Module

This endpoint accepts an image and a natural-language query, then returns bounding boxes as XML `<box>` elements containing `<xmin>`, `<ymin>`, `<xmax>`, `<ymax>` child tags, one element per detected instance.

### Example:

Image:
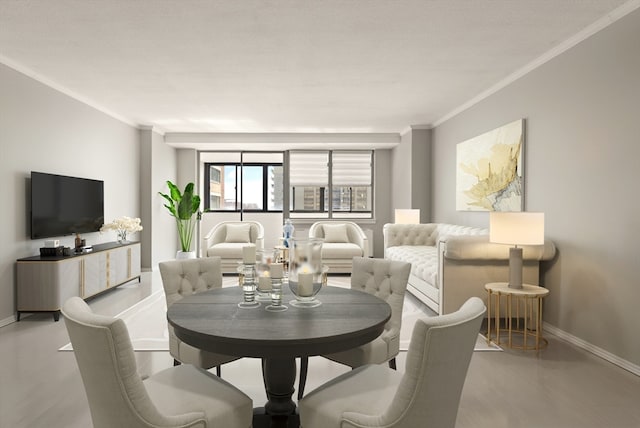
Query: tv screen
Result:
<box><xmin>31</xmin><ymin>172</ymin><xmax>104</xmax><ymax>240</ymax></box>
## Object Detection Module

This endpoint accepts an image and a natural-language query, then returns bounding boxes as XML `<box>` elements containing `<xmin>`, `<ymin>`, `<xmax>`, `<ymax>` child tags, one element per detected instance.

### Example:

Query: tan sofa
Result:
<box><xmin>383</xmin><ymin>223</ymin><xmax>556</xmax><ymax>315</ymax></box>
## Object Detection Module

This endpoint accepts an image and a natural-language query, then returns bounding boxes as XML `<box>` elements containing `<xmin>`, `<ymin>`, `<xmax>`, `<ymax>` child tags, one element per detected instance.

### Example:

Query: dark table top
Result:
<box><xmin>167</xmin><ymin>285</ymin><xmax>391</xmax><ymax>359</ymax></box>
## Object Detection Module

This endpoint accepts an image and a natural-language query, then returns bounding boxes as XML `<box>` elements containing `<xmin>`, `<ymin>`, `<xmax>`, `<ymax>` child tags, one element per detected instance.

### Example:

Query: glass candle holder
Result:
<box><xmin>288</xmin><ymin>238</ymin><xmax>325</xmax><ymax>308</ymax></box>
<box><xmin>266</xmin><ymin>263</ymin><xmax>287</xmax><ymax>312</ymax></box>
<box><xmin>238</xmin><ymin>262</ymin><xmax>260</xmax><ymax>309</ymax></box>
<box><xmin>255</xmin><ymin>251</ymin><xmax>272</xmax><ymax>301</ymax></box>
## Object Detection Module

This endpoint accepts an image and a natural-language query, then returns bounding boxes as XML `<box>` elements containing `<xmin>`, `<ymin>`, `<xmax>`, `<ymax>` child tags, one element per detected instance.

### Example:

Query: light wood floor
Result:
<box><xmin>2</xmin><ymin>272</ymin><xmax>640</xmax><ymax>428</ymax></box>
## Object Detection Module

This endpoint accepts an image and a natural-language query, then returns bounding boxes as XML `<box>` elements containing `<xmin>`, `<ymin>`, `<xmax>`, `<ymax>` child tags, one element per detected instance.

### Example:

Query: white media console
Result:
<box><xmin>16</xmin><ymin>241</ymin><xmax>141</xmax><ymax>321</ymax></box>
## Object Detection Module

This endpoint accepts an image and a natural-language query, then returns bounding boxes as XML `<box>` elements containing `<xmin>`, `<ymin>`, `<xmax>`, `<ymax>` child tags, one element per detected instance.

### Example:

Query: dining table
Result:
<box><xmin>167</xmin><ymin>284</ymin><xmax>391</xmax><ymax>428</ymax></box>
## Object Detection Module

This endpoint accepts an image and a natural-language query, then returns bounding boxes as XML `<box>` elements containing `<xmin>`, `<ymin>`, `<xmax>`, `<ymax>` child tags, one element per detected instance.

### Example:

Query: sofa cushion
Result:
<box><xmin>225</xmin><ymin>223</ymin><xmax>251</xmax><ymax>243</ymax></box>
<box><xmin>321</xmin><ymin>243</ymin><xmax>363</xmax><ymax>259</ymax></box>
<box><xmin>386</xmin><ymin>246</ymin><xmax>438</xmax><ymax>289</ymax></box>
<box><xmin>322</xmin><ymin>224</ymin><xmax>349</xmax><ymax>243</ymax></box>
<box><xmin>207</xmin><ymin>243</ymin><xmax>248</xmax><ymax>258</ymax></box>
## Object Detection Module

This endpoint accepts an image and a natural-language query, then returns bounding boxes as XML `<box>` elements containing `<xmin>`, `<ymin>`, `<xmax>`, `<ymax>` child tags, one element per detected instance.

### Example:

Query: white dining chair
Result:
<box><xmin>62</xmin><ymin>296</ymin><xmax>253</xmax><ymax>428</ymax></box>
<box><xmin>297</xmin><ymin>257</ymin><xmax>411</xmax><ymax>399</ymax></box>
<box><xmin>298</xmin><ymin>297</ymin><xmax>486</xmax><ymax>428</ymax></box>
<box><xmin>159</xmin><ymin>257</ymin><xmax>239</xmax><ymax>376</ymax></box>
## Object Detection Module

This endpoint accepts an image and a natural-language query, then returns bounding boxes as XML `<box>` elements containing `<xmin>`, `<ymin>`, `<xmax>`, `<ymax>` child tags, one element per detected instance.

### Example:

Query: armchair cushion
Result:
<box><xmin>225</xmin><ymin>223</ymin><xmax>251</xmax><ymax>243</ymax></box>
<box><xmin>323</xmin><ymin>223</ymin><xmax>349</xmax><ymax>243</ymax></box>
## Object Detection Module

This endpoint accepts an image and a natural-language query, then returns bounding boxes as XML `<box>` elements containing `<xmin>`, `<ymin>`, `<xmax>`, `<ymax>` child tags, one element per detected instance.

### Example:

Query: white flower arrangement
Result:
<box><xmin>100</xmin><ymin>216</ymin><xmax>143</xmax><ymax>242</ymax></box>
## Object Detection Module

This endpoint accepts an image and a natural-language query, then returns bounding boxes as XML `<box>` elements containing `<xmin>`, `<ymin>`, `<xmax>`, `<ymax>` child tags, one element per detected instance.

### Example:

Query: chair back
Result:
<box><xmin>380</xmin><ymin>297</ymin><xmax>486</xmax><ymax>428</ymax></box>
<box><xmin>159</xmin><ymin>257</ymin><xmax>223</xmax><ymax>307</ymax></box>
<box><xmin>62</xmin><ymin>297</ymin><xmax>171</xmax><ymax>428</ymax></box>
<box><xmin>350</xmin><ymin>257</ymin><xmax>410</xmax><ymax>352</ymax></box>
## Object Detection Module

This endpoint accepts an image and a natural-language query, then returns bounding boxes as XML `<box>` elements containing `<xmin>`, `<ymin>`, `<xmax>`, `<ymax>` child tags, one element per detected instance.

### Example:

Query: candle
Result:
<box><xmin>297</xmin><ymin>271</ymin><xmax>313</xmax><ymax>297</ymax></box>
<box><xmin>242</xmin><ymin>245</ymin><xmax>256</xmax><ymax>264</ymax></box>
<box><xmin>258</xmin><ymin>271</ymin><xmax>271</xmax><ymax>292</ymax></box>
<box><xmin>270</xmin><ymin>263</ymin><xmax>283</xmax><ymax>279</ymax></box>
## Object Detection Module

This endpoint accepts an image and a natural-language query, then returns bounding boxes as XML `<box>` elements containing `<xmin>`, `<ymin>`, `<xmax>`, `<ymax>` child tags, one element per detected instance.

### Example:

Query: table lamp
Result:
<box><xmin>395</xmin><ymin>209</ymin><xmax>420</xmax><ymax>224</ymax></box>
<box><xmin>489</xmin><ymin>212</ymin><xmax>544</xmax><ymax>289</ymax></box>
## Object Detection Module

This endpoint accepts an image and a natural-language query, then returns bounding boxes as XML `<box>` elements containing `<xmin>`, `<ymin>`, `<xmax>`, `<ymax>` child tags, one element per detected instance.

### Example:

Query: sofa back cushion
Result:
<box><xmin>225</xmin><ymin>223</ymin><xmax>252</xmax><ymax>243</ymax></box>
<box><xmin>384</xmin><ymin>224</ymin><xmax>438</xmax><ymax>247</ymax></box>
<box><xmin>322</xmin><ymin>223</ymin><xmax>349</xmax><ymax>243</ymax></box>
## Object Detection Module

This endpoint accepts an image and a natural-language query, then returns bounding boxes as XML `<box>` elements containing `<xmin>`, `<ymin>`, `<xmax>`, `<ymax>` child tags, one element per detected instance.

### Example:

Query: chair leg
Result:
<box><xmin>173</xmin><ymin>359</ymin><xmax>181</xmax><ymax>367</ymax></box>
<box><xmin>216</xmin><ymin>365</ymin><xmax>221</xmax><ymax>377</ymax></box>
<box><xmin>388</xmin><ymin>357</ymin><xmax>397</xmax><ymax>370</ymax></box>
<box><xmin>298</xmin><ymin>356</ymin><xmax>309</xmax><ymax>400</ymax></box>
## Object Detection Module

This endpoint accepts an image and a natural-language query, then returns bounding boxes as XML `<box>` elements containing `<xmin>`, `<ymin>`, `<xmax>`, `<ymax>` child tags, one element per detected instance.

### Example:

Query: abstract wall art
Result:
<box><xmin>456</xmin><ymin>119</ymin><xmax>524</xmax><ymax>211</ymax></box>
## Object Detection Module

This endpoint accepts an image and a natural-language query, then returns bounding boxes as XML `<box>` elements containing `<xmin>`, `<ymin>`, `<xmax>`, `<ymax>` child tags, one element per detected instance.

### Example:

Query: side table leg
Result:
<box><xmin>486</xmin><ymin>290</ymin><xmax>492</xmax><ymax>344</ymax></box>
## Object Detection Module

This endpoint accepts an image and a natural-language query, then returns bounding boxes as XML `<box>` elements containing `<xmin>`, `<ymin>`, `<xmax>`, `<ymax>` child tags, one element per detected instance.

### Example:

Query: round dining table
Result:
<box><xmin>167</xmin><ymin>285</ymin><xmax>391</xmax><ymax>428</ymax></box>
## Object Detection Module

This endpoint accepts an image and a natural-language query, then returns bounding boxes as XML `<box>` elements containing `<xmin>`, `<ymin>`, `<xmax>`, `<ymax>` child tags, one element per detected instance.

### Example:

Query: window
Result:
<box><xmin>204</xmin><ymin>163</ymin><xmax>283</xmax><ymax>212</ymax></box>
<box><xmin>290</xmin><ymin>151</ymin><xmax>373</xmax><ymax>219</ymax></box>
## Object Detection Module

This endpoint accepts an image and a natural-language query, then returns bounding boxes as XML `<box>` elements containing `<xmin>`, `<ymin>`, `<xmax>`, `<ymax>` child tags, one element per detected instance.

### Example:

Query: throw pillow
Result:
<box><xmin>225</xmin><ymin>223</ymin><xmax>252</xmax><ymax>243</ymax></box>
<box><xmin>323</xmin><ymin>224</ymin><xmax>349</xmax><ymax>243</ymax></box>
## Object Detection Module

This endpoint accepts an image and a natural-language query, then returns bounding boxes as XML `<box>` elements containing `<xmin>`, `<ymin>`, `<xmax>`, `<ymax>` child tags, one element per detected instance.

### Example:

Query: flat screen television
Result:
<box><xmin>31</xmin><ymin>171</ymin><xmax>104</xmax><ymax>240</ymax></box>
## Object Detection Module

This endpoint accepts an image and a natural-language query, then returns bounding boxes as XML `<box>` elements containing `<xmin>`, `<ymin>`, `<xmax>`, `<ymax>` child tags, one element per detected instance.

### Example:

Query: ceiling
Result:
<box><xmin>0</xmin><ymin>0</ymin><xmax>634</xmax><ymax>134</ymax></box>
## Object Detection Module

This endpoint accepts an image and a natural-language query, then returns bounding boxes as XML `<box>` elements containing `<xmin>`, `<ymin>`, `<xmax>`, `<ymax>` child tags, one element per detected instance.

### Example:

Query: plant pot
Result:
<box><xmin>176</xmin><ymin>251</ymin><xmax>196</xmax><ymax>260</ymax></box>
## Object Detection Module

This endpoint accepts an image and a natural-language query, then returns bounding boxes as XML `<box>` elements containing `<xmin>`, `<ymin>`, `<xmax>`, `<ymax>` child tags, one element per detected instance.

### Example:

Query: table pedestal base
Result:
<box><xmin>258</xmin><ymin>357</ymin><xmax>299</xmax><ymax>427</ymax></box>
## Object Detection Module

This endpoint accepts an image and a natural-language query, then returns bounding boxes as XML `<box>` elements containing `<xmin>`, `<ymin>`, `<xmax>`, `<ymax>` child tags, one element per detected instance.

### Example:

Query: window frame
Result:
<box><xmin>289</xmin><ymin>150</ymin><xmax>374</xmax><ymax>219</ymax></box>
<box><xmin>203</xmin><ymin>162</ymin><xmax>284</xmax><ymax>213</ymax></box>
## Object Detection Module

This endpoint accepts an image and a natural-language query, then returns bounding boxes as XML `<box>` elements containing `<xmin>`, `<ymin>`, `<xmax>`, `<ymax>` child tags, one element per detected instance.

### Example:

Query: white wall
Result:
<box><xmin>431</xmin><ymin>9</ymin><xmax>640</xmax><ymax>366</ymax></box>
<box><xmin>0</xmin><ymin>63</ymin><xmax>140</xmax><ymax>325</ymax></box>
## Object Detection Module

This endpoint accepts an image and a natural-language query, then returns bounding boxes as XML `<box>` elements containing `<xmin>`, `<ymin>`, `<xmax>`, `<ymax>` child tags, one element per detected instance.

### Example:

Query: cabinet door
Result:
<box><xmin>128</xmin><ymin>243</ymin><xmax>141</xmax><ymax>278</ymax></box>
<box><xmin>83</xmin><ymin>252</ymin><xmax>107</xmax><ymax>297</ymax></box>
<box><xmin>108</xmin><ymin>247</ymin><xmax>129</xmax><ymax>286</ymax></box>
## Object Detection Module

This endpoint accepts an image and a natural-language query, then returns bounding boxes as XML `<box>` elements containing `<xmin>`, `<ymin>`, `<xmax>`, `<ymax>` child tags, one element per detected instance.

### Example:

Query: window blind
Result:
<box><xmin>332</xmin><ymin>152</ymin><xmax>372</xmax><ymax>186</ymax></box>
<box><xmin>289</xmin><ymin>152</ymin><xmax>329</xmax><ymax>186</ymax></box>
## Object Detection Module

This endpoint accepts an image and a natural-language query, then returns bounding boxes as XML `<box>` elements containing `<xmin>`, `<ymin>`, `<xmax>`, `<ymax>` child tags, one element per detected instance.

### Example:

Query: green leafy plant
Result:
<box><xmin>158</xmin><ymin>181</ymin><xmax>201</xmax><ymax>252</ymax></box>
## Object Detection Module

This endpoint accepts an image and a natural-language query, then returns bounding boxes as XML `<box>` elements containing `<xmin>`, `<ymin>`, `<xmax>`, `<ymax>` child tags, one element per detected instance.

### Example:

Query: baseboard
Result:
<box><xmin>544</xmin><ymin>322</ymin><xmax>640</xmax><ymax>377</ymax></box>
<box><xmin>0</xmin><ymin>314</ymin><xmax>17</xmax><ymax>328</ymax></box>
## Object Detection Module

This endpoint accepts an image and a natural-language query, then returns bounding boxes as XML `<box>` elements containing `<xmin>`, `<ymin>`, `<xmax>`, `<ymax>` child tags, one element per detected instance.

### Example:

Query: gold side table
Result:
<box><xmin>485</xmin><ymin>282</ymin><xmax>549</xmax><ymax>350</ymax></box>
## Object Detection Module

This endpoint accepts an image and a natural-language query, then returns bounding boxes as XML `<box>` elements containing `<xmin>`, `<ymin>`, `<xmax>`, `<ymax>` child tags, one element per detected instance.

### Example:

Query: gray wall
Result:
<box><xmin>431</xmin><ymin>9</ymin><xmax>640</xmax><ymax>366</ymax></box>
<box><xmin>0</xmin><ymin>63</ymin><xmax>140</xmax><ymax>325</ymax></box>
<box><xmin>140</xmin><ymin>129</ymin><xmax>178</xmax><ymax>269</ymax></box>
<box><xmin>392</xmin><ymin>128</ymin><xmax>432</xmax><ymax>222</ymax></box>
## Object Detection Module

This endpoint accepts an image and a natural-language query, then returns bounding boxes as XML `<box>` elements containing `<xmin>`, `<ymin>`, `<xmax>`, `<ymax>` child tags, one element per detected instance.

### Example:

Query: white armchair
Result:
<box><xmin>299</xmin><ymin>297</ymin><xmax>486</xmax><ymax>428</ymax></box>
<box><xmin>202</xmin><ymin>221</ymin><xmax>264</xmax><ymax>273</ymax></box>
<box><xmin>62</xmin><ymin>296</ymin><xmax>253</xmax><ymax>428</ymax></box>
<box><xmin>309</xmin><ymin>221</ymin><xmax>369</xmax><ymax>273</ymax></box>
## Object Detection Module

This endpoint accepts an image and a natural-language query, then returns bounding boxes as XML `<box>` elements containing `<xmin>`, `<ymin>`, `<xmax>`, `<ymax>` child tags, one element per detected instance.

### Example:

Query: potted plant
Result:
<box><xmin>158</xmin><ymin>181</ymin><xmax>201</xmax><ymax>259</ymax></box>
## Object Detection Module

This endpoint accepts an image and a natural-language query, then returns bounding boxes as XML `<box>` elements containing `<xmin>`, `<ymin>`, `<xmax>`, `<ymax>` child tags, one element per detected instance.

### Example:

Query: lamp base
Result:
<box><xmin>508</xmin><ymin>246</ymin><xmax>523</xmax><ymax>289</ymax></box>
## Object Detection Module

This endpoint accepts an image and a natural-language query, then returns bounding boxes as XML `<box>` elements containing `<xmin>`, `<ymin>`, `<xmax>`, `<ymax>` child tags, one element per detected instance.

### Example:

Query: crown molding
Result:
<box><xmin>432</xmin><ymin>0</ymin><xmax>640</xmax><ymax>128</ymax></box>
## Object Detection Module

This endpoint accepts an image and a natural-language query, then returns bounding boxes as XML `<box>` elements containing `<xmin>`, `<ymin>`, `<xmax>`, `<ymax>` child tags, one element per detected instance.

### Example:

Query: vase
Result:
<box><xmin>176</xmin><ymin>251</ymin><xmax>196</xmax><ymax>260</ymax></box>
<box><xmin>117</xmin><ymin>231</ymin><xmax>128</xmax><ymax>243</ymax></box>
<box><xmin>288</xmin><ymin>237</ymin><xmax>325</xmax><ymax>308</ymax></box>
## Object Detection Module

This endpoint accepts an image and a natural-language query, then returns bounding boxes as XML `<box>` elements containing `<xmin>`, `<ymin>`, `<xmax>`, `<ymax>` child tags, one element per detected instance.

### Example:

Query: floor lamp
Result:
<box><xmin>489</xmin><ymin>212</ymin><xmax>545</xmax><ymax>289</ymax></box>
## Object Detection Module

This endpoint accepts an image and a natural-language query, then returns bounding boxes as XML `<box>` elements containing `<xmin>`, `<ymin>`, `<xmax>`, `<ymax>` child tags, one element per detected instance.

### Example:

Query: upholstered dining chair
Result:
<box><xmin>297</xmin><ymin>257</ymin><xmax>411</xmax><ymax>399</ymax></box>
<box><xmin>62</xmin><ymin>296</ymin><xmax>253</xmax><ymax>428</ymax></box>
<box><xmin>202</xmin><ymin>221</ymin><xmax>264</xmax><ymax>272</ymax></box>
<box><xmin>159</xmin><ymin>257</ymin><xmax>239</xmax><ymax>376</ymax></box>
<box><xmin>298</xmin><ymin>297</ymin><xmax>486</xmax><ymax>428</ymax></box>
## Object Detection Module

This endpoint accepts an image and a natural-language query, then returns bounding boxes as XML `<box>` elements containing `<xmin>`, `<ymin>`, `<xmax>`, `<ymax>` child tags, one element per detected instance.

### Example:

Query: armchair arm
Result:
<box><xmin>347</xmin><ymin>223</ymin><xmax>369</xmax><ymax>258</ymax></box>
<box><xmin>202</xmin><ymin>225</ymin><xmax>226</xmax><ymax>253</ymax></box>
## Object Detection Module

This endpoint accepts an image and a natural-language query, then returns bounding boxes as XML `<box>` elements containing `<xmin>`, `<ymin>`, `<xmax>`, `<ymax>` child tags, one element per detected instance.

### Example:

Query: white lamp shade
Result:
<box><xmin>395</xmin><ymin>209</ymin><xmax>420</xmax><ymax>224</ymax></box>
<box><xmin>489</xmin><ymin>212</ymin><xmax>544</xmax><ymax>245</ymax></box>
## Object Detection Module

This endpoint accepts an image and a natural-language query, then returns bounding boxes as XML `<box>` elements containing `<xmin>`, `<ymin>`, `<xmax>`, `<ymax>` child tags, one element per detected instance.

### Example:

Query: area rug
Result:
<box><xmin>60</xmin><ymin>276</ymin><xmax>500</xmax><ymax>352</ymax></box>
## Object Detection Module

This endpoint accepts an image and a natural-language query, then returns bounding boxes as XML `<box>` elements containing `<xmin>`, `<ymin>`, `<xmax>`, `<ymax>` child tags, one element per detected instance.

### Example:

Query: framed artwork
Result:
<box><xmin>456</xmin><ymin>119</ymin><xmax>524</xmax><ymax>211</ymax></box>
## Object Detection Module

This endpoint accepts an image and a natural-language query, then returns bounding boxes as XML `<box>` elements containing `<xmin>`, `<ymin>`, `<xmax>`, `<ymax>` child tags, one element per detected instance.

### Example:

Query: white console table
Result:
<box><xmin>16</xmin><ymin>241</ymin><xmax>141</xmax><ymax>321</ymax></box>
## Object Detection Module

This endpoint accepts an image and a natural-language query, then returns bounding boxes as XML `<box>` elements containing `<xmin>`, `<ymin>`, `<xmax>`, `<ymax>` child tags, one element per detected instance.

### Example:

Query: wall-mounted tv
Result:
<box><xmin>31</xmin><ymin>172</ymin><xmax>104</xmax><ymax>240</ymax></box>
